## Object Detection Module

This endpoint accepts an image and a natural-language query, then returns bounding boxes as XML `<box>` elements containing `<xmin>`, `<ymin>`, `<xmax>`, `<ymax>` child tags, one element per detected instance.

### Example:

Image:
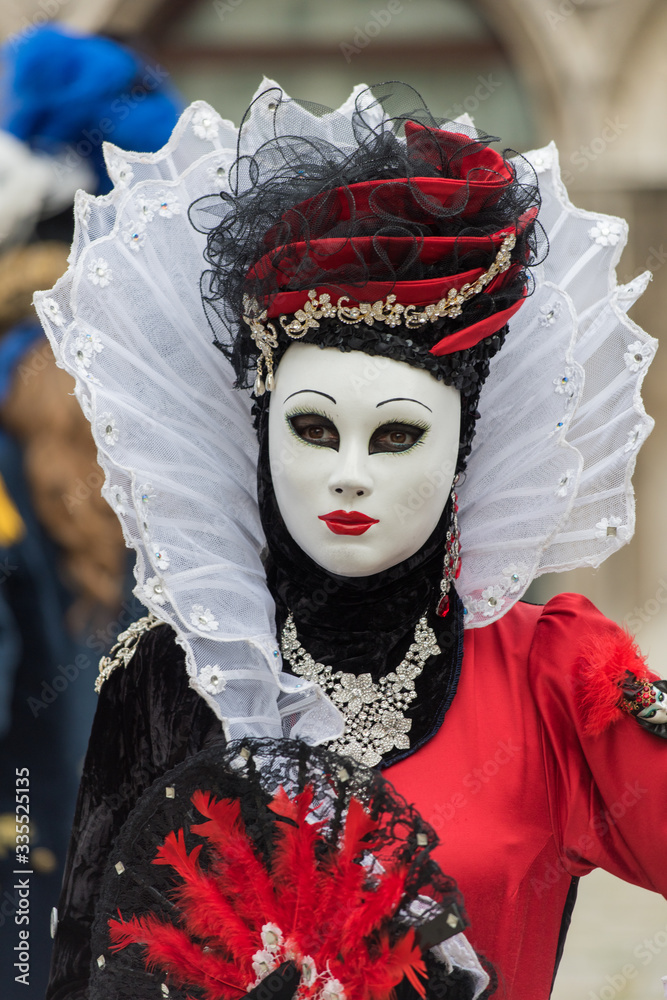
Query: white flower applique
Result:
<box><xmin>624</xmin><ymin>340</ymin><xmax>652</xmax><ymax>373</ymax></box>
<box><xmin>142</xmin><ymin>576</ymin><xmax>167</xmax><ymax>605</ymax></box>
<box><xmin>321</xmin><ymin>978</ymin><xmax>346</xmax><ymax>1000</ymax></box>
<box><xmin>106</xmin><ymin>485</ymin><xmax>128</xmax><ymax>515</ymax></box>
<box><xmin>300</xmin><ymin>956</ymin><xmax>318</xmax><ymax>988</ymax></box>
<box><xmin>462</xmin><ymin>588</ymin><xmax>505</xmax><ymax>619</ymax></box>
<box><xmin>502</xmin><ymin>564</ymin><xmax>529</xmax><ymax>593</ymax></box>
<box><xmin>137</xmin><ymin>483</ymin><xmax>157</xmax><ymax>506</ymax></box>
<box><xmin>97</xmin><ymin>413</ymin><xmax>119</xmax><ymax>446</ymax></box>
<box><xmin>77</xmin><ymin>198</ymin><xmax>91</xmax><ymax>227</ymax></box>
<box><xmin>121</xmin><ymin>221</ymin><xmax>146</xmax><ymax>252</ymax></box>
<box><xmin>71</xmin><ymin>329</ymin><xmax>103</xmax><ymax>369</ymax></box>
<box><xmin>151</xmin><ymin>546</ymin><xmax>170</xmax><ymax>570</ymax></box>
<box><xmin>538</xmin><ymin>301</ymin><xmax>561</xmax><ymax>327</ymax></box>
<box><xmin>595</xmin><ymin>516</ymin><xmax>628</xmax><ymax>541</ymax></box>
<box><xmin>108</xmin><ymin>156</ymin><xmax>134</xmax><ymax>187</ymax></box>
<box><xmin>260</xmin><ymin>923</ymin><xmax>283</xmax><ymax>953</ymax></box>
<box><xmin>555</xmin><ymin>469</ymin><xmax>574</xmax><ymax>498</ymax></box>
<box><xmin>192</xmin><ymin>108</ymin><xmax>219</xmax><ymax>142</ymax></box>
<box><xmin>87</xmin><ymin>258</ymin><xmax>113</xmax><ymax>287</ymax></box>
<box><xmin>480</xmin><ymin>586</ymin><xmax>505</xmax><ymax>617</ymax></box>
<box><xmin>199</xmin><ymin>664</ymin><xmax>227</xmax><ymax>695</ymax></box>
<box><xmin>624</xmin><ymin>423</ymin><xmax>644</xmax><ymax>453</ymax></box>
<box><xmin>528</xmin><ymin>149</ymin><xmax>552</xmax><ymax>173</ymax></box>
<box><xmin>616</xmin><ymin>274</ymin><xmax>647</xmax><ymax>309</ymax></box>
<box><xmin>251</xmin><ymin>949</ymin><xmax>277</xmax><ymax>982</ymax></box>
<box><xmin>135</xmin><ymin>197</ymin><xmax>157</xmax><ymax>223</ymax></box>
<box><xmin>42</xmin><ymin>297</ymin><xmax>65</xmax><ymax>327</ymax></box>
<box><xmin>190</xmin><ymin>605</ymin><xmax>219</xmax><ymax>631</ymax></box>
<box><xmin>82</xmin><ymin>369</ymin><xmax>102</xmax><ymax>388</ymax></box>
<box><xmin>74</xmin><ymin>384</ymin><xmax>93</xmax><ymax>424</ymax></box>
<box><xmin>588</xmin><ymin>220</ymin><xmax>622</xmax><ymax>246</ymax></box>
<box><xmin>155</xmin><ymin>192</ymin><xmax>182</xmax><ymax>218</ymax></box>
<box><xmin>461</xmin><ymin>595</ymin><xmax>476</xmax><ymax>618</ymax></box>
<box><xmin>206</xmin><ymin>163</ymin><xmax>228</xmax><ymax>187</ymax></box>
<box><xmin>553</xmin><ymin>368</ymin><xmax>575</xmax><ymax>396</ymax></box>
<box><xmin>74</xmin><ymin>385</ymin><xmax>92</xmax><ymax>419</ymax></box>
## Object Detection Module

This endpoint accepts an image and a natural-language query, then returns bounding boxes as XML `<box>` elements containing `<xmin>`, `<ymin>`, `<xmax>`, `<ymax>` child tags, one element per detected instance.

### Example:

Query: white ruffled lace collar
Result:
<box><xmin>35</xmin><ymin>80</ymin><xmax>655</xmax><ymax>745</ymax></box>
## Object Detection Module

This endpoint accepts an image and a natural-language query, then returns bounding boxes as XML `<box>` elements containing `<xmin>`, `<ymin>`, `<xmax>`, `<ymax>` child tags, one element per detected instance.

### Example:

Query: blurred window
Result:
<box><xmin>154</xmin><ymin>0</ymin><xmax>536</xmax><ymax>150</ymax></box>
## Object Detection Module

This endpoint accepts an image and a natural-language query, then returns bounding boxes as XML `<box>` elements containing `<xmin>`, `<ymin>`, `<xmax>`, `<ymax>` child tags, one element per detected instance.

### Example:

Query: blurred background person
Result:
<box><xmin>0</xmin><ymin>21</ymin><xmax>182</xmax><ymax>997</ymax></box>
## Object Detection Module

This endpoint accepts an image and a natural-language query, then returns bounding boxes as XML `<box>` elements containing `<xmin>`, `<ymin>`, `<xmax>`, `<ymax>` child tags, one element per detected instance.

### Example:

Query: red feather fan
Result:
<box><xmin>108</xmin><ymin>785</ymin><xmax>428</xmax><ymax>1000</ymax></box>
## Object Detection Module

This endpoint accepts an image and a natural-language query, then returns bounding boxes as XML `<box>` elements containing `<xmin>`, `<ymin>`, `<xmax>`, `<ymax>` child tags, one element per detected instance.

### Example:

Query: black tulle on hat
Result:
<box><xmin>191</xmin><ymin>82</ymin><xmax>543</xmax><ymax>469</ymax></box>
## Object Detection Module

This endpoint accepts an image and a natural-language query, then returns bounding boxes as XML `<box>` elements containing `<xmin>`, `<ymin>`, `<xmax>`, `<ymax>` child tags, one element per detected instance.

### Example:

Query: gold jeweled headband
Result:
<box><xmin>242</xmin><ymin>232</ymin><xmax>516</xmax><ymax>395</ymax></box>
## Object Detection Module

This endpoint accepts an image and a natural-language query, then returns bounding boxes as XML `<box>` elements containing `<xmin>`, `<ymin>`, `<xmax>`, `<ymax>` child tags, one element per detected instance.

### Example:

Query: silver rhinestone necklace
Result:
<box><xmin>280</xmin><ymin>612</ymin><xmax>441</xmax><ymax>767</ymax></box>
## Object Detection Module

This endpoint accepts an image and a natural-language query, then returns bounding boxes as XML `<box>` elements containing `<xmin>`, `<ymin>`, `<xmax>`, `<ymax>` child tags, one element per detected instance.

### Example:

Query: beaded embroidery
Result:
<box><xmin>620</xmin><ymin>676</ymin><xmax>667</xmax><ymax>725</ymax></box>
<box><xmin>95</xmin><ymin>614</ymin><xmax>162</xmax><ymax>693</ymax></box>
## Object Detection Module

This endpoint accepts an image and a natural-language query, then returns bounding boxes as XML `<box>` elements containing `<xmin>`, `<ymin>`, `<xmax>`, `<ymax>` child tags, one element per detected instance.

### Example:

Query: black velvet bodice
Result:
<box><xmin>46</xmin><ymin>625</ymin><xmax>221</xmax><ymax>1000</ymax></box>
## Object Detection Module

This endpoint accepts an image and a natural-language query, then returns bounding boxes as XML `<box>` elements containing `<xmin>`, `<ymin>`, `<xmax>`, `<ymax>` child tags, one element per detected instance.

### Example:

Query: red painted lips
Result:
<box><xmin>318</xmin><ymin>510</ymin><xmax>380</xmax><ymax>536</ymax></box>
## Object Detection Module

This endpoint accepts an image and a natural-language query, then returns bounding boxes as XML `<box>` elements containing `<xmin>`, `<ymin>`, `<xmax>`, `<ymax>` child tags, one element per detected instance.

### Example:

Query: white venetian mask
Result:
<box><xmin>268</xmin><ymin>343</ymin><xmax>461</xmax><ymax>577</ymax></box>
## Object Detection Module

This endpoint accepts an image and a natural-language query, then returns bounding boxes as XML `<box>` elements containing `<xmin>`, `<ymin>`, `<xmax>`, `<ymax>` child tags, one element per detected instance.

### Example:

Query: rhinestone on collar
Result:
<box><xmin>280</xmin><ymin>612</ymin><xmax>440</xmax><ymax>767</ymax></box>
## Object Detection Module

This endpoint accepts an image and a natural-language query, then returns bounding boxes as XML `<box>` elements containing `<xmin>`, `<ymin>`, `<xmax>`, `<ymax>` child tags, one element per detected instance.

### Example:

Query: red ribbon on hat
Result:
<box><xmin>246</xmin><ymin>121</ymin><xmax>533</xmax><ymax>356</ymax></box>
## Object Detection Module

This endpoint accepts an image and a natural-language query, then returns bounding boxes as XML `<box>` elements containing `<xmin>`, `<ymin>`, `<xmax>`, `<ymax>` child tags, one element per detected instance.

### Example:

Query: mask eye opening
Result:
<box><xmin>286</xmin><ymin>409</ymin><xmax>340</xmax><ymax>450</ymax></box>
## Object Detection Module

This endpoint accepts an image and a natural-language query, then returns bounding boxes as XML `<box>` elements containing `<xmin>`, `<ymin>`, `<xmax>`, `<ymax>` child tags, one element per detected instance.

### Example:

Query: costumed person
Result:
<box><xmin>35</xmin><ymin>81</ymin><xmax>662</xmax><ymax>1000</ymax></box>
<box><xmin>0</xmin><ymin>19</ymin><xmax>184</xmax><ymax>628</ymax></box>
<box><xmin>0</xmin><ymin>24</ymin><xmax>182</xmax><ymax>998</ymax></box>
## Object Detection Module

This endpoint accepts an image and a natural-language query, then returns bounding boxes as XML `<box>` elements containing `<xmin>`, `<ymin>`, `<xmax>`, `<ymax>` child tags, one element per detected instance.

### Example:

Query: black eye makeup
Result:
<box><xmin>287</xmin><ymin>410</ymin><xmax>339</xmax><ymax>449</ymax></box>
<box><xmin>286</xmin><ymin>409</ymin><xmax>427</xmax><ymax>455</ymax></box>
<box><xmin>369</xmin><ymin>420</ymin><xmax>427</xmax><ymax>454</ymax></box>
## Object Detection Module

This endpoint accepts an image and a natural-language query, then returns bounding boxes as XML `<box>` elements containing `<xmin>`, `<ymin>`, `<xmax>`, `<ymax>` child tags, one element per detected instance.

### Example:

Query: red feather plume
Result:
<box><xmin>190</xmin><ymin>790</ymin><xmax>283</xmax><ymax>928</ymax></box>
<box><xmin>340</xmin><ymin>796</ymin><xmax>380</xmax><ymax>860</ymax></box>
<box><xmin>575</xmin><ymin>629</ymin><xmax>656</xmax><ymax>735</ymax></box>
<box><xmin>267</xmin><ymin>786</ymin><xmax>324</xmax><ymax>936</ymax></box>
<box><xmin>306</xmin><ymin>796</ymin><xmax>381</xmax><ymax>960</ymax></box>
<box><xmin>340</xmin><ymin>866</ymin><xmax>408</xmax><ymax>952</ymax></box>
<box><xmin>108</xmin><ymin>912</ymin><xmax>246</xmax><ymax>1000</ymax></box>
<box><xmin>151</xmin><ymin>829</ymin><xmax>257</xmax><ymax>975</ymax></box>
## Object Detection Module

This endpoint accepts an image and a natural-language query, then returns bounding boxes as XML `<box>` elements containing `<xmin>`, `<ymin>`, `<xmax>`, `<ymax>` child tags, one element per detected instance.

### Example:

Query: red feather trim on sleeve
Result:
<box><xmin>575</xmin><ymin>629</ymin><xmax>657</xmax><ymax>736</ymax></box>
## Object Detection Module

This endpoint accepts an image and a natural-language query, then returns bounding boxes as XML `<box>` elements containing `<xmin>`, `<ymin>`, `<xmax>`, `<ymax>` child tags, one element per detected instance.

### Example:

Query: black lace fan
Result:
<box><xmin>89</xmin><ymin>739</ymin><xmax>488</xmax><ymax>1000</ymax></box>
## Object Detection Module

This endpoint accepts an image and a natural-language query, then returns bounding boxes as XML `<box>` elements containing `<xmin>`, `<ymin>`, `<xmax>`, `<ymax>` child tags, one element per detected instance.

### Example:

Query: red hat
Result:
<box><xmin>200</xmin><ymin>103</ymin><xmax>541</xmax><ymax>395</ymax></box>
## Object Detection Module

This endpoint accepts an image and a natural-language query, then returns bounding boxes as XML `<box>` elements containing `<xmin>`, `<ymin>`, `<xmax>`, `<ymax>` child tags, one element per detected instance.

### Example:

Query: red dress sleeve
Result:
<box><xmin>528</xmin><ymin>592</ymin><xmax>666</xmax><ymax>893</ymax></box>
